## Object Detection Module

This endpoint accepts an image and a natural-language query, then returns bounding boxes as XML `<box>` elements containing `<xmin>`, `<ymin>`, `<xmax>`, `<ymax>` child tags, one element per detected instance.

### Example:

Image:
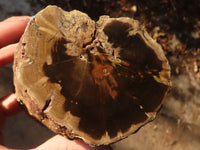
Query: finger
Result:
<box><xmin>0</xmin><ymin>94</ymin><xmax>21</xmax><ymax>116</ymax></box>
<box><xmin>35</xmin><ymin>135</ymin><xmax>89</xmax><ymax>150</ymax></box>
<box><xmin>0</xmin><ymin>43</ymin><xmax>17</xmax><ymax>68</ymax></box>
<box><xmin>34</xmin><ymin>135</ymin><xmax>113</xmax><ymax>150</ymax></box>
<box><xmin>0</xmin><ymin>94</ymin><xmax>21</xmax><ymax>147</ymax></box>
<box><xmin>2</xmin><ymin>16</ymin><xmax>30</xmax><ymax>22</ymax></box>
<box><xmin>0</xmin><ymin>16</ymin><xmax>30</xmax><ymax>48</ymax></box>
<box><xmin>76</xmin><ymin>140</ymin><xmax>113</xmax><ymax>150</ymax></box>
<box><xmin>0</xmin><ymin>145</ymin><xmax>8</xmax><ymax>150</ymax></box>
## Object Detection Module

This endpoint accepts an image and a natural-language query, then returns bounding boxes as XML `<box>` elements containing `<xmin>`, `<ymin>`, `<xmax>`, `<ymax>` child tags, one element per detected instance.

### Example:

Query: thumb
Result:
<box><xmin>34</xmin><ymin>135</ymin><xmax>113</xmax><ymax>150</ymax></box>
<box><xmin>34</xmin><ymin>135</ymin><xmax>91</xmax><ymax>150</ymax></box>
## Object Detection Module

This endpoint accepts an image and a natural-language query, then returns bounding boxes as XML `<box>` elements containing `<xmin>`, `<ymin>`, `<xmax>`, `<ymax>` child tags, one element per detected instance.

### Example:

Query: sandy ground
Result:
<box><xmin>0</xmin><ymin>0</ymin><xmax>200</xmax><ymax>149</ymax></box>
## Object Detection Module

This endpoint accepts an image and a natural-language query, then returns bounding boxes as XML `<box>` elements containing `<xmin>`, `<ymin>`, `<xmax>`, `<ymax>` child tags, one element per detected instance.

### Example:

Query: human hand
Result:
<box><xmin>0</xmin><ymin>16</ymin><xmax>112</xmax><ymax>150</ymax></box>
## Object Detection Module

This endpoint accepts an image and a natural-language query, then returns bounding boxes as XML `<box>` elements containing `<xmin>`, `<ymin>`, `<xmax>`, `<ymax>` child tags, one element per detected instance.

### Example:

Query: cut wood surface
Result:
<box><xmin>13</xmin><ymin>5</ymin><xmax>171</xmax><ymax>146</ymax></box>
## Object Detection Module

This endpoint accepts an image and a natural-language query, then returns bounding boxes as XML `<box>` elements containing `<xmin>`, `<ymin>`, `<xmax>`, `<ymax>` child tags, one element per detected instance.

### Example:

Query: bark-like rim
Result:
<box><xmin>13</xmin><ymin>5</ymin><xmax>171</xmax><ymax>146</ymax></box>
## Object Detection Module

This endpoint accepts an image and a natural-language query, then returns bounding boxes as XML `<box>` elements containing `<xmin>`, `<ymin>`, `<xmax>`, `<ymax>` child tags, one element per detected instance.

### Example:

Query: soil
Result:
<box><xmin>0</xmin><ymin>0</ymin><xmax>200</xmax><ymax>149</ymax></box>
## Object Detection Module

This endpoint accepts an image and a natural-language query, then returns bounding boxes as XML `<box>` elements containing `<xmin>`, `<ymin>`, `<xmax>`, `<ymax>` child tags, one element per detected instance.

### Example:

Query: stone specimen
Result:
<box><xmin>13</xmin><ymin>5</ymin><xmax>171</xmax><ymax>146</ymax></box>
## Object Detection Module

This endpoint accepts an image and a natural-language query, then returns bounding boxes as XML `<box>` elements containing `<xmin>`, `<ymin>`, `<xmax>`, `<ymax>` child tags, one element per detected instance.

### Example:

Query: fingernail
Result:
<box><xmin>18</xmin><ymin>18</ymin><xmax>27</xmax><ymax>21</ymax></box>
<box><xmin>18</xmin><ymin>17</ymin><xmax>30</xmax><ymax>22</ymax></box>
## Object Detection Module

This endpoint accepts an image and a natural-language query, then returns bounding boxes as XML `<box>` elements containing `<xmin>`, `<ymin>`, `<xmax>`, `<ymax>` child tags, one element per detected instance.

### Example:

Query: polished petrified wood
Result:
<box><xmin>13</xmin><ymin>5</ymin><xmax>171</xmax><ymax>146</ymax></box>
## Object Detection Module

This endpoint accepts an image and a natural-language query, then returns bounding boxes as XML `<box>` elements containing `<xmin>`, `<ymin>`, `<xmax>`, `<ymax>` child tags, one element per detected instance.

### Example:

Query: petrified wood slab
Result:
<box><xmin>13</xmin><ymin>5</ymin><xmax>171</xmax><ymax>146</ymax></box>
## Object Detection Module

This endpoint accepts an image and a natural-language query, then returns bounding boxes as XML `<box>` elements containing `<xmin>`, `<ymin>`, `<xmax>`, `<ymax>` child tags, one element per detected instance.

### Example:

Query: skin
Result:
<box><xmin>0</xmin><ymin>16</ymin><xmax>112</xmax><ymax>150</ymax></box>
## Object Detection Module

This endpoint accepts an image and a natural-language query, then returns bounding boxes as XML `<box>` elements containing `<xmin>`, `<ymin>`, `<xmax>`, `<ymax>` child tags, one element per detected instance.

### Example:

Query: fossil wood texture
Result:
<box><xmin>13</xmin><ymin>5</ymin><xmax>171</xmax><ymax>146</ymax></box>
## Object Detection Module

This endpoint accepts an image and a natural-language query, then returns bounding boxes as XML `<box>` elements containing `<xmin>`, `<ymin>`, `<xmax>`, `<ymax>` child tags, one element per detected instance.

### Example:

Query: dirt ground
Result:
<box><xmin>0</xmin><ymin>0</ymin><xmax>200</xmax><ymax>149</ymax></box>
